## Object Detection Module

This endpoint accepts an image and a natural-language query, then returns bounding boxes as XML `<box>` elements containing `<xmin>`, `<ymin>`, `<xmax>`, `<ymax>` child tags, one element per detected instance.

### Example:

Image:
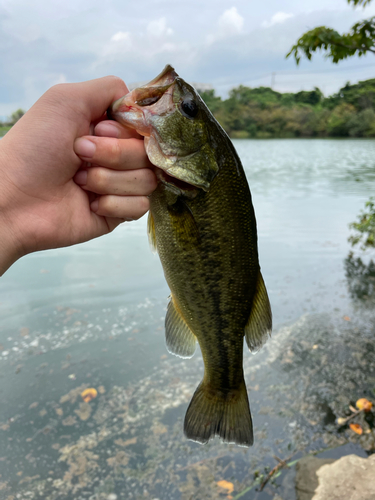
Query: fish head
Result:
<box><xmin>109</xmin><ymin>65</ymin><xmax>219</xmax><ymax>191</ymax></box>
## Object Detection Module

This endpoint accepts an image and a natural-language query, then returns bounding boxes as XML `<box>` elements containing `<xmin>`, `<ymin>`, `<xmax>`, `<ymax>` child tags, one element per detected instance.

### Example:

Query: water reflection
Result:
<box><xmin>344</xmin><ymin>252</ymin><xmax>375</xmax><ymax>301</ymax></box>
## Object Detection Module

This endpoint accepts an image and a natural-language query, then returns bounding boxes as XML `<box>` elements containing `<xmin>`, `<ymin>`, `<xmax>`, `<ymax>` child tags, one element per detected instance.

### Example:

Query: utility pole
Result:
<box><xmin>271</xmin><ymin>72</ymin><xmax>276</xmax><ymax>89</ymax></box>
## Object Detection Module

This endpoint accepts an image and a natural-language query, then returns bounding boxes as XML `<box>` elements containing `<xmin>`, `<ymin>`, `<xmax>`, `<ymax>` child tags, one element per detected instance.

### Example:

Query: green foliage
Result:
<box><xmin>287</xmin><ymin>0</ymin><xmax>375</xmax><ymax>64</ymax></box>
<box><xmin>287</xmin><ymin>19</ymin><xmax>375</xmax><ymax>64</ymax></box>
<box><xmin>0</xmin><ymin>109</ymin><xmax>26</xmax><ymax>128</ymax></box>
<box><xmin>199</xmin><ymin>90</ymin><xmax>222</xmax><ymax>114</ymax></box>
<box><xmin>348</xmin><ymin>0</ymin><xmax>372</xmax><ymax>6</ymax></box>
<box><xmin>294</xmin><ymin>88</ymin><xmax>324</xmax><ymax>106</ymax></box>
<box><xmin>325</xmin><ymin>78</ymin><xmax>375</xmax><ymax>109</ymax></box>
<box><xmin>326</xmin><ymin>103</ymin><xmax>357</xmax><ymax>136</ymax></box>
<box><xmin>0</xmin><ymin>126</ymin><xmax>12</xmax><ymax>137</ymax></box>
<box><xmin>349</xmin><ymin>198</ymin><xmax>375</xmax><ymax>249</ymax></box>
<box><xmin>201</xmin><ymin>77</ymin><xmax>375</xmax><ymax>138</ymax></box>
<box><xmin>9</xmin><ymin>109</ymin><xmax>25</xmax><ymax>125</ymax></box>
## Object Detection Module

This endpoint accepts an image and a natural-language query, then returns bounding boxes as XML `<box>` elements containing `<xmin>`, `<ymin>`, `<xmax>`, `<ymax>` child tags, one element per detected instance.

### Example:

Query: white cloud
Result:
<box><xmin>103</xmin><ymin>31</ymin><xmax>132</xmax><ymax>58</ymax></box>
<box><xmin>147</xmin><ymin>17</ymin><xmax>173</xmax><ymax>37</ymax></box>
<box><xmin>218</xmin><ymin>7</ymin><xmax>244</xmax><ymax>35</ymax></box>
<box><xmin>159</xmin><ymin>42</ymin><xmax>178</xmax><ymax>53</ymax></box>
<box><xmin>206</xmin><ymin>6</ymin><xmax>244</xmax><ymax>44</ymax></box>
<box><xmin>262</xmin><ymin>12</ymin><xmax>294</xmax><ymax>28</ymax></box>
<box><xmin>1</xmin><ymin>0</ymin><xmax>374</xmax><ymax>113</ymax></box>
<box><xmin>52</xmin><ymin>73</ymin><xmax>68</xmax><ymax>85</ymax></box>
<box><xmin>111</xmin><ymin>31</ymin><xmax>131</xmax><ymax>42</ymax></box>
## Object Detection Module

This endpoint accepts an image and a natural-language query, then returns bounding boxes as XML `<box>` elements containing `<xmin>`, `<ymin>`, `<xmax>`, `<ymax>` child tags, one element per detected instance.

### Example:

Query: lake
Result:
<box><xmin>0</xmin><ymin>139</ymin><xmax>375</xmax><ymax>499</ymax></box>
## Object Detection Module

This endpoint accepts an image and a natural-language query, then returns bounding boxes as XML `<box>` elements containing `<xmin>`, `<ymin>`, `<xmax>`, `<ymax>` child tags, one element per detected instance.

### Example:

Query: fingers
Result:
<box><xmin>94</xmin><ymin>120</ymin><xmax>141</xmax><ymax>140</ymax></box>
<box><xmin>73</xmin><ymin>121</ymin><xmax>156</xmax><ymax>224</ymax></box>
<box><xmin>74</xmin><ymin>136</ymin><xmax>152</xmax><ymax>171</ymax></box>
<box><xmin>75</xmin><ymin>166</ymin><xmax>157</xmax><ymax>196</ymax></box>
<box><xmin>91</xmin><ymin>195</ymin><xmax>150</xmax><ymax>220</ymax></box>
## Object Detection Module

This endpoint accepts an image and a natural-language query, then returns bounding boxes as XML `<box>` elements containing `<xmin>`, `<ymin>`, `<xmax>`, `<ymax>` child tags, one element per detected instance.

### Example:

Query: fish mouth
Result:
<box><xmin>107</xmin><ymin>65</ymin><xmax>178</xmax><ymax>132</ymax></box>
<box><xmin>143</xmin><ymin>64</ymin><xmax>178</xmax><ymax>88</ymax></box>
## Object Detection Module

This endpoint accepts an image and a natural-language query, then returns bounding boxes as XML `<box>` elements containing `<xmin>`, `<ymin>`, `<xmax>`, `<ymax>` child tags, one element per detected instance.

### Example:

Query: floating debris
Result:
<box><xmin>217</xmin><ymin>479</ymin><xmax>234</xmax><ymax>497</ymax></box>
<box><xmin>81</xmin><ymin>388</ymin><xmax>98</xmax><ymax>403</ymax></box>
<box><xmin>349</xmin><ymin>423</ymin><xmax>363</xmax><ymax>435</ymax></box>
<box><xmin>356</xmin><ymin>398</ymin><xmax>373</xmax><ymax>412</ymax></box>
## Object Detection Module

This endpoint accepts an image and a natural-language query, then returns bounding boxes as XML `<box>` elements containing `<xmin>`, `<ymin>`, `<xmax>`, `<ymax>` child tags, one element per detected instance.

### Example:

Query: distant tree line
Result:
<box><xmin>0</xmin><ymin>109</ymin><xmax>25</xmax><ymax>136</ymax></box>
<box><xmin>0</xmin><ymin>109</ymin><xmax>25</xmax><ymax>127</ymax></box>
<box><xmin>200</xmin><ymin>78</ymin><xmax>375</xmax><ymax>139</ymax></box>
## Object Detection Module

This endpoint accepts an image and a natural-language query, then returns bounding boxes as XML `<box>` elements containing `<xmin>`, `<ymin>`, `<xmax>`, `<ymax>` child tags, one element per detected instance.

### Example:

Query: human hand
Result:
<box><xmin>0</xmin><ymin>77</ymin><xmax>156</xmax><ymax>275</ymax></box>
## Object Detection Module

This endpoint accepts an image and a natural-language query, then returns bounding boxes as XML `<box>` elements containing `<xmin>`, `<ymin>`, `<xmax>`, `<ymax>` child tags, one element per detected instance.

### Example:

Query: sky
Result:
<box><xmin>0</xmin><ymin>0</ymin><xmax>375</xmax><ymax>116</ymax></box>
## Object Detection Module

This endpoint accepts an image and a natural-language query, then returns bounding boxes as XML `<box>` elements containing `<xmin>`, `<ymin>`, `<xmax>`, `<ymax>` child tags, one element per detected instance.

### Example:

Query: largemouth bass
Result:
<box><xmin>109</xmin><ymin>65</ymin><xmax>272</xmax><ymax>447</ymax></box>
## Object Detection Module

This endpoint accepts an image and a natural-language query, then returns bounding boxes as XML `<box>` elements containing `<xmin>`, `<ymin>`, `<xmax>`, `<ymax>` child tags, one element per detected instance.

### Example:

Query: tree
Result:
<box><xmin>287</xmin><ymin>0</ymin><xmax>375</xmax><ymax>64</ymax></box>
<box><xmin>286</xmin><ymin>0</ymin><xmax>375</xmax><ymax>250</ymax></box>
<box><xmin>9</xmin><ymin>109</ymin><xmax>25</xmax><ymax>125</ymax></box>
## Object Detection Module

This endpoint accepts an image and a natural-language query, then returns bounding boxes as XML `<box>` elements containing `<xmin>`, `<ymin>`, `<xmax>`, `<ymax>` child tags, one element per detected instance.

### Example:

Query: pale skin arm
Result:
<box><xmin>0</xmin><ymin>76</ymin><xmax>157</xmax><ymax>276</ymax></box>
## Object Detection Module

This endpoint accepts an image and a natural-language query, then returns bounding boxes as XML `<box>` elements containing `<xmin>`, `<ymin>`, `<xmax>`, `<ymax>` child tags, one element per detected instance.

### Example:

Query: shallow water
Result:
<box><xmin>1</xmin><ymin>139</ymin><xmax>375</xmax><ymax>499</ymax></box>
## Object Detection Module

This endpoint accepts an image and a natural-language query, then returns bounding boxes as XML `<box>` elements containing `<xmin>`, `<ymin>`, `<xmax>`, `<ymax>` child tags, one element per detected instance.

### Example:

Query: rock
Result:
<box><xmin>313</xmin><ymin>454</ymin><xmax>375</xmax><ymax>500</ymax></box>
<box><xmin>295</xmin><ymin>456</ymin><xmax>336</xmax><ymax>500</ymax></box>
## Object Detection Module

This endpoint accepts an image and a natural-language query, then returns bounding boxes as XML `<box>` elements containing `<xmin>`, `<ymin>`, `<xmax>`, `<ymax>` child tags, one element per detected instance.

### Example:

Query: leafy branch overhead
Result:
<box><xmin>287</xmin><ymin>0</ymin><xmax>375</xmax><ymax>64</ymax></box>
<box><xmin>349</xmin><ymin>0</ymin><xmax>372</xmax><ymax>6</ymax></box>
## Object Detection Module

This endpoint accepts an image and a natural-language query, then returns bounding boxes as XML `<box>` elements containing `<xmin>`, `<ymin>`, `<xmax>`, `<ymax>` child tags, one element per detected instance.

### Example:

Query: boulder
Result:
<box><xmin>295</xmin><ymin>456</ymin><xmax>336</xmax><ymax>500</ymax></box>
<box><xmin>313</xmin><ymin>454</ymin><xmax>375</xmax><ymax>500</ymax></box>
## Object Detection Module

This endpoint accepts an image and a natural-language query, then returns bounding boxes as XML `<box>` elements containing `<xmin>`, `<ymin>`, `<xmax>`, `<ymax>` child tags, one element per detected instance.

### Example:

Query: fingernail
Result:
<box><xmin>74</xmin><ymin>170</ymin><xmax>88</xmax><ymax>186</ymax></box>
<box><xmin>95</xmin><ymin>122</ymin><xmax>120</xmax><ymax>138</ymax></box>
<box><xmin>74</xmin><ymin>138</ymin><xmax>96</xmax><ymax>159</ymax></box>
<box><xmin>90</xmin><ymin>200</ymin><xmax>99</xmax><ymax>212</ymax></box>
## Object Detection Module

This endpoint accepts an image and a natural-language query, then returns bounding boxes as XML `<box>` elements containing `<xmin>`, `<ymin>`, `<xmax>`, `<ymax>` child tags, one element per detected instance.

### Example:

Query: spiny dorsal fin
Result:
<box><xmin>245</xmin><ymin>271</ymin><xmax>272</xmax><ymax>353</ymax></box>
<box><xmin>165</xmin><ymin>296</ymin><xmax>196</xmax><ymax>358</ymax></box>
<box><xmin>147</xmin><ymin>211</ymin><xmax>157</xmax><ymax>254</ymax></box>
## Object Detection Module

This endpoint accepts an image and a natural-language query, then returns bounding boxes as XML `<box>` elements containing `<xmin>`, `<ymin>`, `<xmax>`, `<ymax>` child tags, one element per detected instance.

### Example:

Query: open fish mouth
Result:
<box><xmin>107</xmin><ymin>65</ymin><xmax>178</xmax><ymax>129</ymax></box>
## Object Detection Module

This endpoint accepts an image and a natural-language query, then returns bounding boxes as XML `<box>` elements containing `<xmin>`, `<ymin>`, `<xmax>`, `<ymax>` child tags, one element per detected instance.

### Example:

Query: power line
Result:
<box><xmin>217</xmin><ymin>62</ymin><xmax>375</xmax><ymax>88</ymax></box>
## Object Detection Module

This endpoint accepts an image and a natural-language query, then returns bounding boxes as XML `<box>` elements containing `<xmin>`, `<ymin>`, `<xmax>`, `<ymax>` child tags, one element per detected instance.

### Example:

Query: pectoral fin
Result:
<box><xmin>147</xmin><ymin>211</ymin><xmax>157</xmax><ymax>254</ymax></box>
<box><xmin>245</xmin><ymin>271</ymin><xmax>272</xmax><ymax>352</ymax></box>
<box><xmin>165</xmin><ymin>296</ymin><xmax>196</xmax><ymax>358</ymax></box>
<box><xmin>167</xmin><ymin>197</ymin><xmax>201</xmax><ymax>246</ymax></box>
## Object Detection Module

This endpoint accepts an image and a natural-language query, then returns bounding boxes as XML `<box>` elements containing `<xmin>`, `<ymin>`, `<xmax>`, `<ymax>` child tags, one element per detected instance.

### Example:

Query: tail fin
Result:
<box><xmin>184</xmin><ymin>380</ymin><xmax>253</xmax><ymax>447</ymax></box>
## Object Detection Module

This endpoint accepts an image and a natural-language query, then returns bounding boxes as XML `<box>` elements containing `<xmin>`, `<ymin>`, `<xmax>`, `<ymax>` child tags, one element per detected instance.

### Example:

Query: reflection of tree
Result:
<box><xmin>345</xmin><ymin>252</ymin><xmax>375</xmax><ymax>300</ymax></box>
<box><xmin>349</xmin><ymin>198</ymin><xmax>375</xmax><ymax>249</ymax></box>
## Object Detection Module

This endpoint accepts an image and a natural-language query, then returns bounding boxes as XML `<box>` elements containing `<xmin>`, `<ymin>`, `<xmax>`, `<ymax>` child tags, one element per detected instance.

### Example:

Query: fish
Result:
<box><xmin>108</xmin><ymin>65</ymin><xmax>272</xmax><ymax>447</ymax></box>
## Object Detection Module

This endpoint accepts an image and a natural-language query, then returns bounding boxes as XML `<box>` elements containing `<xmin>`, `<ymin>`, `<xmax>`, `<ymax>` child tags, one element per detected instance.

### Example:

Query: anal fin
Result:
<box><xmin>245</xmin><ymin>271</ymin><xmax>272</xmax><ymax>352</ymax></box>
<box><xmin>165</xmin><ymin>296</ymin><xmax>197</xmax><ymax>358</ymax></box>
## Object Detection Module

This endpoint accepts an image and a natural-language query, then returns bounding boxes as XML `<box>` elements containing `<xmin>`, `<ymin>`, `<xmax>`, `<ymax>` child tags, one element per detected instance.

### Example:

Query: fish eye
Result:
<box><xmin>180</xmin><ymin>98</ymin><xmax>199</xmax><ymax>119</ymax></box>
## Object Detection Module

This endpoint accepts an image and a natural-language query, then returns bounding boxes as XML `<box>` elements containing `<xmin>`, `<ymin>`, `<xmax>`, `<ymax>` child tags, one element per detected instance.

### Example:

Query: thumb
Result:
<box><xmin>77</xmin><ymin>76</ymin><xmax>129</xmax><ymax>123</ymax></box>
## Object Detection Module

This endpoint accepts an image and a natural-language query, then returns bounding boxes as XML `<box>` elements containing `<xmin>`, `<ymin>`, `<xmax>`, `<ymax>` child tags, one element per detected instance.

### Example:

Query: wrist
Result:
<box><xmin>0</xmin><ymin>143</ymin><xmax>28</xmax><ymax>275</ymax></box>
<box><xmin>0</xmin><ymin>219</ymin><xmax>25</xmax><ymax>276</ymax></box>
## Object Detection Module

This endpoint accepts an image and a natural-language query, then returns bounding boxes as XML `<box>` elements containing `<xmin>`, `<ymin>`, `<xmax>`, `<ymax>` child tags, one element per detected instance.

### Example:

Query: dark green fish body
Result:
<box><xmin>110</xmin><ymin>66</ymin><xmax>272</xmax><ymax>446</ymax></box>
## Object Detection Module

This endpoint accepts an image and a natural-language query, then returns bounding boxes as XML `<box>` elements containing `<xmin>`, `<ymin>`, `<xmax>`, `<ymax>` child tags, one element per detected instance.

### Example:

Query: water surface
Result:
<box><xmin>1</xmin><ymin>139</ymin><xmax>374</xmax><ymax>499</ymax></box>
